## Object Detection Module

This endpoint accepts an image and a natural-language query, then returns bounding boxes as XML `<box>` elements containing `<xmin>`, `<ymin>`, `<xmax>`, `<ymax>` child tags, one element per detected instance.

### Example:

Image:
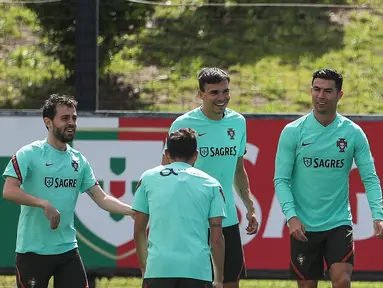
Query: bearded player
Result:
<box><xmin>2</xmin><ymin>94</ymin><xmax>134</xmax><ymax>288</ymax></box>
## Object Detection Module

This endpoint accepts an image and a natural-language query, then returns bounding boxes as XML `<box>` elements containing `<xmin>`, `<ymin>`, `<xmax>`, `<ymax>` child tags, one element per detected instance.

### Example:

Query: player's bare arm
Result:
<box><xmin>86</xmin><ymin>185</ymin><xmax>134</xmax><ymax>217</ymax></box>
<box><xmin>3</xmin><ymin>176</ymin><xmax>61</xmax><ymax>230</ymax></box>
<box><xmin>134</xmin><ymin>211</ymin><xmax>149</xmax><ymax>277</ymax></box>
<box><xmin>209</xmin><ymin>216</ymin><xmax>225</xmax><ymax>288</ymax></box>
<box><xmin>234</xmin><ymin>156</ymin><xmax>259</xmax><ymax>235</ymax></box>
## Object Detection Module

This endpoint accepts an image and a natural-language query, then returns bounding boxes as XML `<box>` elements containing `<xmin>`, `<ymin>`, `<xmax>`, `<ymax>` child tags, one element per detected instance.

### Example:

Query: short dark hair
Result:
<box><xmin>42</xmin><ymin>94</ymin><xmax>78</xmax><ymax>121</ymax></box>
<box><xmin>198</xmin><ymin>67</ymin><xmax>230</xmax><ymax>92</ymax></box>
<box><xmin>312</xmin><ymin>68</ymin><xmax>343</xmax><ymax>92</ymax></box>
<box><xmin>166</xmin><ymin>128</ymin><xmax>197</xmax><ymax>160</ymax></box>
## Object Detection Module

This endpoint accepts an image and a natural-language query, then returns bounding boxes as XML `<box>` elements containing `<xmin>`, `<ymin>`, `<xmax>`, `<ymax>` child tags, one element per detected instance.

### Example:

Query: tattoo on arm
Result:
<box><xmin>210</xmin><ymin>223</ymin><xmax>222</xmax><ymax>228</ymax></box>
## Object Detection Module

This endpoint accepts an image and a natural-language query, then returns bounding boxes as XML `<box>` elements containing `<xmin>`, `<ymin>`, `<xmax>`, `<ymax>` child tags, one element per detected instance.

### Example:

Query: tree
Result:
<box><xmin>26</xmin><ymin>0</ymin><xmax>155</xmax><ymax>81</ymax></box>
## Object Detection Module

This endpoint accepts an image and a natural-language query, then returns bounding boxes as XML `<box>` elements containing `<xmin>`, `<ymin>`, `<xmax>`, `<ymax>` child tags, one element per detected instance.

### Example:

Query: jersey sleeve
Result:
<box><xmin>354</xmin><ymin>127</ymin><xmax>383</xmax><ymax>220</ymax></box>
<box><xmin>209</xmin><ymin>184</ymin><xmax>227</xmax><ymax>219</ymax></box>
<box><xmin>2</xmin><ymin>146</ymin><xmax>31</xmax><ymax>183</ymax></box>
<box><xmin>273</xmin><ymin>125</ymin><xmax>297</xmax><ymax>222</ymax></box>
<box><xmin>238</xmin><ymin>117</ymin><xmax>247</xmax><ymax>157</ymax></box>
<box><xmin>79</xmin><ymin>156</ymin><xmax>98</xmax><ymax>193</ymax></box>
<box><xmin>132</xmin><ymin>175</ymin><xmax>149</xmax><ymax>215</ymax></box>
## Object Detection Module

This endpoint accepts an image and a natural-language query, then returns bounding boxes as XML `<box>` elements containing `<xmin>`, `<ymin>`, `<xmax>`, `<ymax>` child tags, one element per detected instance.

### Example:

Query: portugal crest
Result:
<box><xmin>337</xmin><ymin>138</ymin><xmax>347</xmax><ymax>153</ymax></box>
<box><xmin>227</xmin><ymin>128</ymin><xmax>235</xmax><ymax>140</ymax></box>
<box><xmin>72</xmin><ymin>160</ymin><xmax>79</xmax><ymax>172</ymax></box>
<box><xmin>297</xmin><ymin>254</ymin><xmax>305</xmax><ymax>266</ymax></box>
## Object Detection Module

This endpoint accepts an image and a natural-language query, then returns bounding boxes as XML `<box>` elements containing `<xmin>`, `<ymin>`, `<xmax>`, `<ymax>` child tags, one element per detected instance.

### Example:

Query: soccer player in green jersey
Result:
<box><xmin>161</xmin><ymin>67</ymin><xmax>258</xmax><ymax>288</ymax></box>
<box><xmin>274</xmin><ymin>68</ymin><xmax>383</xmax><ymax>288</ymax></box>
<box><xmin>133</xmin><ymin>128</ymin><xmax>226</xmax><ymax>288</ymax></box>
<box><xmin>2</xmin><ymin>94</ymin><xmax>134</xmax><ymax>288</ymax></box>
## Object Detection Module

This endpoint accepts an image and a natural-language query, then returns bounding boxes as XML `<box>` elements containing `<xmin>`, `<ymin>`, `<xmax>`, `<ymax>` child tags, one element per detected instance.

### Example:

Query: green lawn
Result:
<box><xmin>1</xmin><ymin>277</ymin><xmax>383</xmax><ymax>288</ymax></box>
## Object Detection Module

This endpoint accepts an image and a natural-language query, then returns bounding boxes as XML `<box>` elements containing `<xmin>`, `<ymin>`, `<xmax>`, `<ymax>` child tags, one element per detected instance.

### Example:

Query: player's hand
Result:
<box><xmin>130</xmin><ymin>210</ymin><xmax>136</xmax><ymax>220</ymax></box>
<box><xmin>288</xmin><ymin>217</ymin><xmax>308</xmax><ymax>242</ymax></box>
<box><xmin>42</xmin><ymin>201</ymin><xmax>60</xmax><ymax>230</ymax></box>
<box><xmin>245</xmin><ymin>210</ymin><xmax>259</xmax><ymax>235</ymax></box>
<box><xmin>373</xmin><ymin>220</ymin><xmax>383</xmax><ymax>239</ymax></box>
<box><xmin>213</xmin><ymin>281</ymin><xmax>223</xmax><ymax>288</ymax></box>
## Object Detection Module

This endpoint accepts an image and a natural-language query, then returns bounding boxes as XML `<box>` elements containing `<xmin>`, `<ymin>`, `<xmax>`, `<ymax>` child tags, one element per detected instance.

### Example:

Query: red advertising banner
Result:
<box><xmin>0</xmin><ymin>116</ymin><xmax>381</xmax><ymax>276</ymax></box>
<box><xmin>115</xmin><ymin>117</ymin><xmax>383</xmax><ymax>272</ymax></box>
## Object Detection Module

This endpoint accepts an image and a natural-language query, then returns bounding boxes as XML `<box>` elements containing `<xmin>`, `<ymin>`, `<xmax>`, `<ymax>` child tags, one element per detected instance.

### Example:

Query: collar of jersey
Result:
<box><xmin>197</xmin><ymin>106</ymin><xmax>227</xmax><ymax>123</ymax></box>
<box><xmin>308</xmin><ymin>110</ymin><xmax>340</xmax><ymax>130</ymax></box>
<box><xmin>168</xmin><ymin>162</ymin><xmax>192</xmax><ymax>168</ymax></box>
<box><xmin>44</xmin><ymin>138</ymin><xmax>71</xmax><ymax>153</ymax></box>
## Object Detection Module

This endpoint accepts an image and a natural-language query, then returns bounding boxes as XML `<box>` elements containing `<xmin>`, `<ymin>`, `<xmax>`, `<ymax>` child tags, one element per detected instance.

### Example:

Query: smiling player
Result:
<box><xmin>2</xmin><ymin>94</ymin><xmax>134</xmax><ymax>288</ymax></box>
<box><xmin>162</xmin><ymin>67</ymin><xmax>259</xmax><ymax>288</ymax></box>
<box><xmin>274</xmin><ymin>68</ymin><xmax>383</xmax><ymax>288</ymax></box>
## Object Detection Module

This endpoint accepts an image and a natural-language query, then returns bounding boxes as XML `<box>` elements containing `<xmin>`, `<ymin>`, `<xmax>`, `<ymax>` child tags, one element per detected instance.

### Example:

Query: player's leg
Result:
<box><xmin>142</xmin><ymin>278</ymin><xmax>177</xmax><ymax>288</ymax></box>
<box><xmin>53</xmin><ymin>248</ymin><xmax>88</xmax><ymax>288</ymax></box>
<box><xmin>324</xmin><ymin>225</ymin><xmax>354</xmax><ymax>288</ymax></box>
<box><xmin>221</xmin><ymin>224</ymin><xmax>246</xmax><ymax>288</ymax></box>
<box><xmin>290</xmin><ymin>231</ymin><xmax>326</xmax><ymax>288</ymax></box>
<box><xmin>15</xmin><ymin>252</ymin><xmax>54</xmax><ymax>288</ymax></box>
<box><xmin>177</xmin><ymin>278</ymin><xmax>213</xmax><ymax>288</ymax></box>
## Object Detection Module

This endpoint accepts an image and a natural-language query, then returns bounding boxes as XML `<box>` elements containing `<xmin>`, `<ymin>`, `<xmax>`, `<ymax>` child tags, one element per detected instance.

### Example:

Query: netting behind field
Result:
<box><xmin>0</xmin><ymin>1</ymin><xmax>382</xmax><ymax>113</ymax></box>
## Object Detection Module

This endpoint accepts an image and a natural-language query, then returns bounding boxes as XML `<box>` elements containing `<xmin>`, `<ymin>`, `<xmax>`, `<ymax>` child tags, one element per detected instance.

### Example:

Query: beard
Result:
<box><xmin>53</xmin><ymin>125</ymin><xmax>76</xmax><ymax>143</ymax></box>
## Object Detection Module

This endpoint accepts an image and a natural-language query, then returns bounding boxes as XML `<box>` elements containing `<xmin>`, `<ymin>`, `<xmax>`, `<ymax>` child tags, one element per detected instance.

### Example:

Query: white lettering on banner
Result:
<box><xmin>74</xmin><ymin>140</ymin><xmax>164</xmax><ymax>247</ymax></box>
<box><xmin>263</xmin><ymin>195</ymin><xmax>286</xmax><ymax>238</ymax></box>
<box><xmin>262</xmin><ymin>158</ymin><xmax>375</xmax><ymax>240</ymax></box>
<box><xmin>354</xmin><ymin>193</ymin><xmax>374</xmax><ymax>240</ymax></box>
<box><xmin>234</xmin><ymin>143</ymin><xmax>261</xmax><ymax>245</ymax></box>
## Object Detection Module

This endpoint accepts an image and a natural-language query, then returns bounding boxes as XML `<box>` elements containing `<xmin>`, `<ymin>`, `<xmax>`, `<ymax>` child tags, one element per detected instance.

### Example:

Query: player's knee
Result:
<box><xmin>332</xmin><ymin>273</ymin><xmax>351</xmax><ymax>288</ymax></box>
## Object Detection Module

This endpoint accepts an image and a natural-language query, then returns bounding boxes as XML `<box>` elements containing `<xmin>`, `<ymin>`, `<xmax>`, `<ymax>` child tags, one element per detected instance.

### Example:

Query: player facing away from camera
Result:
<box><xmin>274</xmin><ymin>68</ymin><xmax>383</xmax><ymax>288</ymax></box>
<box><xmin>133</xmin><ymin>128</ymin><xmax>226</xmax><ymax>288</ymax></box>
<box><xmin>161</xmin><ymin>67</ymin><xmax>259</xmax><ymax>288</ymax></box>
<box><xmin>2</xmin><ymin>94</ymin><xmax>134</xmax><ymax>288</ymax></box>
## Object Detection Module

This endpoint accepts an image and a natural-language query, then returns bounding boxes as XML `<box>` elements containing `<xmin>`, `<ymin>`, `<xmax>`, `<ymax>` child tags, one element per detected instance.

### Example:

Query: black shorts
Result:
<box><xmin>142</xmin><ymin>278</ymin><xmax>212</xmax><ymax>288</ymax></box>
<box><xmin>290</xmin><ymin>225</ymin><xmax>354</xmax><ymax>281</ymax></box>
<box><xmin>209</xmin><ymin>224</ymin><xmax>246</xmax><ymax>283</ymax></box>
<box><xmin>15</xmin><ymin>248</ymin><xmax>88</xmax><ymax>288</ymax></box>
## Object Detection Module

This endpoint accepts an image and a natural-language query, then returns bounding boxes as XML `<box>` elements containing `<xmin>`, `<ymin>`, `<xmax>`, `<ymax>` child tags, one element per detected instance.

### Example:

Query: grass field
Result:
<box><xmin>1</xmin><ymin>276</ymin><xmax>383</xmax><ymax>288</ymax></box>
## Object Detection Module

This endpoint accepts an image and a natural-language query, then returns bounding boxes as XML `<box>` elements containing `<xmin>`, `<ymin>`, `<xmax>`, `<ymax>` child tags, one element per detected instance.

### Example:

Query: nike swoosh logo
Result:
<box><xmin>302</xmin><ymin>142</ymin><xmax>312</xmax><ymax>146</ymax></box>
<box><xmin>198</xmin><ymin>133</ymin><xmax>207</xmax><ymax>136</ymax></box>
<box><xmin>46</xmin><ymin>163</ymin><xmax>53</xmax><ymax>166</ymax></box>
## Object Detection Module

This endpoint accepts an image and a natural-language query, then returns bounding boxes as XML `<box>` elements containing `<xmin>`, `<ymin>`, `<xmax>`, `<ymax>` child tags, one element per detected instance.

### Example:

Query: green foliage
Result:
<box><xmin>0</xmin><ymin>1</ymin><xmax>382</xmax><ymax>113</ymax></box>
<box><xmin>109</xmin><ymin>0</ymin><xmax>383</xmax><ymax>114</ymax></box>
<box><xmin>25</xmin><ymin>0</ymin><xmax>155</xmax><ymax>77</ymax></box>
<box><xmin>0</xmin><ymin>4</ymin><xmax>67</xmax><ymax>108</ymax></box>
<box><xmin>133</xmin><ymin>0</ymin><xmax>346</xmax><ymax>68</ymax></box>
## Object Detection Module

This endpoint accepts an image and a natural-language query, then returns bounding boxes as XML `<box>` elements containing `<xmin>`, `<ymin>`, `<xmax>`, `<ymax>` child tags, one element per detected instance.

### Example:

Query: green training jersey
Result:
<box><xmin>165</xmin><ymin>107</ymin><xmax>247</xmax><ymax>227</ymax></box>
<box><xmin>132</xmin><ymin>162</ymin><xmax>226</xmax><ymax>281</ymax></box>
<box><xmin>2</xmin><ymin>139</ymin><xmax>98</xmax><ymax>255</ymax></box>
<box><xmin>274</xmin><ymin>111</ymin><xmax>383</xmax><ymax>232</ymax></box>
